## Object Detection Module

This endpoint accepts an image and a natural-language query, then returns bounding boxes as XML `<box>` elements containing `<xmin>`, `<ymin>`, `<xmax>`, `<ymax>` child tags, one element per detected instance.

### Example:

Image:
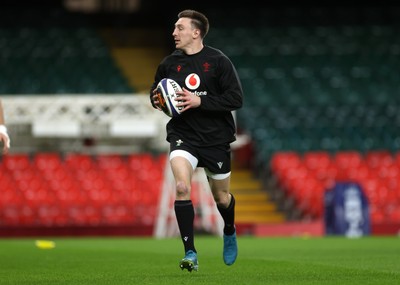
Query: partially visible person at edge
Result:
<box><xmin>149</xmin><ymin>9</ymin><xmax>243</xmax><ymax>272</ymax></box>
<box><xmin>0</xmin><ymin>99</ymin><xmax>10</xmax><ymax>154</ymax></box>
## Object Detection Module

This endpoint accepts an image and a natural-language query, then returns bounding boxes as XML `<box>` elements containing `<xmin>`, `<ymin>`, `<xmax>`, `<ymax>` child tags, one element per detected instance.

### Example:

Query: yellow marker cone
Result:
<box><xmin>35</xmin><ymin>240</ymin><xmax>56</xmax><ymax>249</ymax></box>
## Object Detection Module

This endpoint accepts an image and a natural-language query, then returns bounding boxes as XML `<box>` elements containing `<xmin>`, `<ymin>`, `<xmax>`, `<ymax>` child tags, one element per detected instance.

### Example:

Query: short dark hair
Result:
<box><xmin>178</xmin><ymin>9</ymin><xmax>209</xmax><ymax>39</ymax></box>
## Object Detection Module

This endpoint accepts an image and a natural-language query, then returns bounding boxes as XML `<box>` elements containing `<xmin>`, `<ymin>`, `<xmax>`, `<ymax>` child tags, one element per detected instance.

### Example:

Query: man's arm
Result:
<box><xmin>0</xmin><ymin>99</ymin><xmax>10</xmax><ymax>154</ymax></box>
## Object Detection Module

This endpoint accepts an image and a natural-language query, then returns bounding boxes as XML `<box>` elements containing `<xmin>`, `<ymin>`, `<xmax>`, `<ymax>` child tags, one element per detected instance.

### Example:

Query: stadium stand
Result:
<box><xmin>269</xmin><ymin>150</ymin><xmax>400</xmax><ymax>224</ymax></box>
<box><xmin>204</xmin><ymin>4</ymin><xmax>400</xmax><ymax>234</ymax></box>
<box><xmin>0</xmin><ymin>153</ymin><xmax>166</xmax><ymax>234</ymax></box>
<box><xmin>0</xmin><ymin>2</ymin><xmax>168</xmax><ymax>236</ymax></box>
<box><xmin>204</xmin><ymin>9</ymin><xmax>400</xmax><ymax>155</ymax></box>
<box><xmin>1</xmin><ymin>2</ymin><xmax>400</xmax><ymax>236</ymax></box>
<box><xmin>224</xmin><ymin>22</ymin><xmax>400</xmax><ymax>161</ymax></box>
<box><xmin>0</xmin><ymin>25</ymin><xmax>133</xmax><ymax>94</ymax></box>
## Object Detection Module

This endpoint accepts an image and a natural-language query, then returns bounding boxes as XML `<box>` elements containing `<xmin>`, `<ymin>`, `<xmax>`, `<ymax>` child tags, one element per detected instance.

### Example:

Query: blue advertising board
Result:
<box><xmin>324</xmin><ymin>182</ymin><xmax>370</xmax><ymax>237</ymax></box>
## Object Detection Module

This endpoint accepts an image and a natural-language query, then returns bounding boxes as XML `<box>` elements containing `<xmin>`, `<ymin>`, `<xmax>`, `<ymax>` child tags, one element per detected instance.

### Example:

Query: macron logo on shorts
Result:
<box><xmin>176</xmin><ymin>139</ymin><xmax>183</xmax><ymax>146</ymax></box>
<box><xmin>217</xmin><ymin>162</ymin><xmax>223</xmax><ymax>169</ymax></box>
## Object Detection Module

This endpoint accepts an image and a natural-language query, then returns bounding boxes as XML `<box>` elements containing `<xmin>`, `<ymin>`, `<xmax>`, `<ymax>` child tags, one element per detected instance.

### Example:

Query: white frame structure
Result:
<box><xmin>1</xmin><ymin>94</ymin><xmax>170</xmax><ymax>152</ymax></box>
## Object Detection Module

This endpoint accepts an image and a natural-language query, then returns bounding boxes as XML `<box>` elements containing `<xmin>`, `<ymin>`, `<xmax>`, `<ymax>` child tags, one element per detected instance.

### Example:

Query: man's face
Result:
<box><xmin>172</xmin><ymin>17</ymin><xmax>196</xmax><ymax>50</ymax></box>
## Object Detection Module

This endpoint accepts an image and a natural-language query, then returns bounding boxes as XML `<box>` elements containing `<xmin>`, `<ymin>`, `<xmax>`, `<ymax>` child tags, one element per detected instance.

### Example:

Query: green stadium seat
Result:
<box><xmin>0</xmin><ymin>26</ymin><xmax>133</xmax><ymax>94</ymax></box>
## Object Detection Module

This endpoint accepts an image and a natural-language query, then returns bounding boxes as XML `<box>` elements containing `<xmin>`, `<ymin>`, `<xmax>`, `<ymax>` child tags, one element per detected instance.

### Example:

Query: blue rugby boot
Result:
<box><xmin>179</xmin><ymin>250</ymin><xmax>198</xmax><ymax>272</ymax></box>
<box><xmin>223</xmin><ymin>231</ymin><xmax>238</xmax><ymax>265</ymax></box>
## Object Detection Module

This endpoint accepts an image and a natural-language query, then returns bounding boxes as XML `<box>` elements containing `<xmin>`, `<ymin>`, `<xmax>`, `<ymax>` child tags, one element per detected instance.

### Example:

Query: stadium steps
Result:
<box><xmin>230</xmin><ymin>169</ymin><xmax>286</xmax><ymax>224</ymax></box>
<box><xmin>99</xmin><ymin>28</ymin><xmax>168</xmax><ymax>93</ymax></box>
<box><xmin>110</xmin><ymin>47</ymin><xmax>166</xmax><ymax>93</ymax></box>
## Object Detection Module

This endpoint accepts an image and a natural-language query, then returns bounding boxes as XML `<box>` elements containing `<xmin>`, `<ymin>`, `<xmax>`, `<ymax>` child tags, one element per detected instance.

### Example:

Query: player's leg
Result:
<box><xmin>208</xmin><ymin>176</ymin><xmax>236</xmax><ymax>235</ymax></box>
<box><xmin>202</xmin><ymin>142</ymin><xmax>238</xmax><ymax>266</ymax></box>
<box><xmin>170</xmin><ymin>150</ymin><xmax>199</xmax><ymax>271</ymax></box>
<box><xmin>208</xmin><ymin>176</ymin><xmax>238</xmax><ymax>265</ymax></box>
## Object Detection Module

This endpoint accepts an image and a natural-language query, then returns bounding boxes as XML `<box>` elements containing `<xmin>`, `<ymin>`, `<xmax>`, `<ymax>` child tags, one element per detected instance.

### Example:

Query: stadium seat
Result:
<box><xmin>365</xmin><ymin>150</ymin><xmax>393</xmax><ymax>169</ymax></box>
<box><xmin>370</xmin><ymin>206</ymin><xmax>385</xmax><ymax>223</ymax></box>
<box><xmin>2</xmin><ymin>154</ymin><xmax>31</xmax><ymax>171</ymax></box>
<box><xmin>333</xmin><ymin>151</ymin><xmax>363</xmax><ymax>170</ymax></box>
<box><xmin>64</xmin><ymin>153</ymin><xmax>94</xmax><ymax>170</ymax></box>
<box><xmin>270</xmin><ymin>150</ymin><xmax>400</xmax><ymax>221</ymax></box>
<box><xmin>33</xmin><ymin>152</ymin><xmax>63</xmax><ymax>170</ymax></box>
<box><xmin>270</xmin><ymin>151</ymin><xmax>302</xmax><ymax>173</ymax></box>
<box><xmin>96</xmin><ymin>154</ymin><xmax>125</xmax><ymax>169</ymax></box>
<box><xmin>302</xmin><ymin>151</ymin><xmax>332</xmax><ymax>170</ymax></box>
<box><xmin>388</xmin><ymin>208</ymin><xmax>400</xmax><ymax>222</ymax></box>
<box><xmin>0</xmin><ymin>151</ymin><xmax>168</xmax><ymax>228</ymax></box>
<box><xmin>0</xmin><ymin>23</ymin><xmax>134</xmax><ymax>94</ymax></box>
<box><xmin>212</xmin><ymin>22</ymin><xmax>400</xmax><ymax>165</ymax></box>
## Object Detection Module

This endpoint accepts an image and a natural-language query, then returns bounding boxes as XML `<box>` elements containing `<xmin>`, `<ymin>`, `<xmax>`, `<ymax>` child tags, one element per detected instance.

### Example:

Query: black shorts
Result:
<box><xmin>169</xmin><ymin>137</ymin><xmax>232</xmax><ymax>178</ymax></box>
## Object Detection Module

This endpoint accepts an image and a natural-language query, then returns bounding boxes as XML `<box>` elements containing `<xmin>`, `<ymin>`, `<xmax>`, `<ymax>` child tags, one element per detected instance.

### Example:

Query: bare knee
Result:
<box><xmin>176</xmin><ymin>181</ymin><xmax>191</xmax><ymax>199</ymax></box>
<box><xmin>214</xmin><ymin>192</ymin><xmax>231</xmax><ymax>208</ymax></box>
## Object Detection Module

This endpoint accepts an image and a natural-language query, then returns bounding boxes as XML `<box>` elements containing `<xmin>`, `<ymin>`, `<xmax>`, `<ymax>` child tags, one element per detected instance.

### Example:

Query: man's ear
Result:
<box><xmin>193</xmin><ymin>29</ymin><xmax>200</xmax><ymax>38</ymax></box>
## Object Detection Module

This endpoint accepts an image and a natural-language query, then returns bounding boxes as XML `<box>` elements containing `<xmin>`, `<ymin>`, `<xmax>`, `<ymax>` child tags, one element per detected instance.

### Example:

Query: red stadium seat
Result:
<box><xmin>394</xmin><ymin>151</ymin><xmax>400</xmax><ymax>167</ymax></box>
<box><xmin>333</xmin><ymin>151</ymin><xmax>363</xmax><ymax>170</ymax></box>
<box><xmin>2</xmin><ymin>204</ymin><xmax>23</xmax><ymax>226</ymax></box>
<box><xmin>387</xmin><ymin>208</ymin><xmax>400</xmax><ymax>222</ymax></box>
<box><xmin>270</xmin><ymin>151</ymin><xmax>302</xmax><ymax>173</ymax></box>
<box><xmin>365</xmin><ymin>150</ymin><xmax>393</xmax><ymax>169</ymax></box>
<box><xmin>128</xmin><ymin>153</ymin><xmax>155</xmax><ymax>171</ymax></box>
<box><xmin>270</xmin><ymin>150</ymin><xmax>400</xmax><ymax>222</ymax></box>
<box><xmin>2</xmin><ymin>153</ymin><xmax>31</xmax><ymax>171</ymax></box>
<box><xmin>370</xmin><ymin>206</ymin><xmax>385</xmax><ymax>223</ymax></box>
<box><xmin>33</xmin><ymin>152</ymin><xmax>62</xmax><ymax>170</ymax></box>
<box><xmin>64</xmin><ymin>153</ymin><xmax>94</xmax><ymax>171</ymax></box>
<box><xmin>303</xmin><ymin>151</ymin><xmax>332</xmax><ymax>170</ymax></box>
<box><xmin>344</xmin><ymin>164</ymin><xmax>371</xmax><ymax>182</ymax></box>
<box><xmin>385</xmin><ymin>177</ymin><xmax>400</xmax><ymax>192</ymax></box>
<box><xmin>96</xmin><ymin>154</ymin><xmax>125</xmax><ymax>170</ymax></box>
<box><xmin>376</xmin><ymin>163</ymin><xmax>399</xmax><ymax>179</ymax></box>
<box><xmin>0</xmin><ymin>152</ymin><xmax>166</xmax><ymax>228</ymax></box>
<box><xmin>102</xmin><ymin>203</ymin><xmax>136</xmax><ymax>225</ymax></box>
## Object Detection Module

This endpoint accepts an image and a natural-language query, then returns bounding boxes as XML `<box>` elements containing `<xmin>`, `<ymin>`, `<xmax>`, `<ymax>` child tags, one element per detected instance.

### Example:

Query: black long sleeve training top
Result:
<box><xmin>150</xmin><ymin>46</ymin><xmax>243</xmax><ymax>147</ymax></box>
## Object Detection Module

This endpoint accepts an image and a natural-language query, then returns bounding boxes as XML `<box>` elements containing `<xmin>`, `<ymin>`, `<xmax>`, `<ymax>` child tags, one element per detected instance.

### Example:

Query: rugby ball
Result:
<box><xmin>155</xmin><ymin>78</ymin><xmax>183</xmax><ymax>117</ymax></box>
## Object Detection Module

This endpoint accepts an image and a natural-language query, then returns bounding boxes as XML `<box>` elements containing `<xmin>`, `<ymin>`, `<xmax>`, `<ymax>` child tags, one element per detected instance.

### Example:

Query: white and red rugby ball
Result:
<box><xmin>155</xmin><ymin>78</ymin><xmax>183</xmax><ymax>117</ymax></box>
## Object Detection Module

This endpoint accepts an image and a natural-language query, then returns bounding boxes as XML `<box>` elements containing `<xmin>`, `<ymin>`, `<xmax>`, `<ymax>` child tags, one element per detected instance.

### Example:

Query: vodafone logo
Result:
<box><xmin>185</xmin><ymin>73</ymin><xmax>200</xmax><ymax>90</ymax></box>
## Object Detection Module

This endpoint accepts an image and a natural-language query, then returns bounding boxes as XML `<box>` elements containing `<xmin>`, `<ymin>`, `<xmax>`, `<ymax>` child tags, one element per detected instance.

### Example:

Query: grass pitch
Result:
<box><xmin>0</xmin><ymin>236</ymin><xmax>399</xmax><ymax>285</ymax></box>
